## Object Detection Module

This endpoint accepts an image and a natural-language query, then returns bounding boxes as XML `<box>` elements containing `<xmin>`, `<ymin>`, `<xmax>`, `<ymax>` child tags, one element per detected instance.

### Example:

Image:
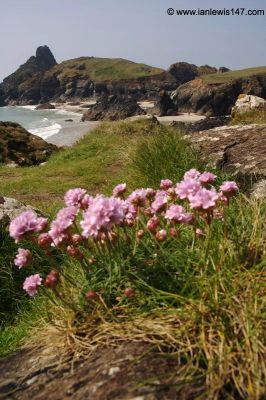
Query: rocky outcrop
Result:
<box><xmin>152</xmin><ymin>90</ymin><xmax>177</xmax><ymax>116</ymax></box>
<box><xmin>0</xmin><ymin>46</ymin><xmax>220</xmax><ymax>105</ymax></box>
<box><xmin>36</xmin><ymin>102</ymin><xmax>55</xmax><ymax>110</ymax></box>
<box><xmin>172</xmin><ymin>75</ymin><xmax>266</xmax><ymax>116</ymax></box>
<box><xmin>170</xmin><ymin>116</ymin><xmax>230</xmax><ymax>133</ymax></box>
<box><xmin>82</xmin><ymin>95</ymin><xmax>146</xmax><ymax>121</ymax></box>
<box><xmin>231</xmin><ymin>94</ymin><xmax>266</xmax><ymax>116</ymax></box>
<box><xmin>185</xmin><ymin>124</ymin><xmax>266</xmax><ymax>195</ymax></box>
<box><xmin>0</xmin><ymin>122</ymin><xmax>57</xmax><ymax>166</ymax></box>
<box><xmin>0</xmin><ymin>46</ymin><xmax>57</xmax><ymax>104</ymax></box>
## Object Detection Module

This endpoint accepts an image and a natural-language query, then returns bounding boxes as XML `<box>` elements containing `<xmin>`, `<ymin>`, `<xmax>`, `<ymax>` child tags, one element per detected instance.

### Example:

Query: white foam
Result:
<box><xmin>29</xmin><ymin>122</ymin><xmax>62</xmax><ymax>139</ymax></box>
<box><xmin>18</xmin><ymin>105</ymin><xmax>37</xmax><ymax>110</ymax></box>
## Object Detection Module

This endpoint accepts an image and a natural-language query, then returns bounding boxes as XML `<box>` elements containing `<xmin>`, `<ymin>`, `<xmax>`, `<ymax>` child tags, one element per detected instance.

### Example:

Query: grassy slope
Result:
<box><xmin>0</xmin><ymin>120</ymin><xmax>265</xmax><ymax>397</ymax></box>
<box><xmin>47</xmin><ymin>57</ymin><xmax>163</xmax><ymax>81</ymax></box>
<box><xmin>203</xmin><ymin>65</ymin><xmax>266</xmax><ymax>84</ymax></box>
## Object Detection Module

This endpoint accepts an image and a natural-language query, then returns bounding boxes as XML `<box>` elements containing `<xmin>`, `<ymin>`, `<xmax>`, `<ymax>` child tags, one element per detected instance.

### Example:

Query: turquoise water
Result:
<box><xmin>0</xmin><ymin>106</ymin><xmax>80</xmax><ymax>140</ymax></box>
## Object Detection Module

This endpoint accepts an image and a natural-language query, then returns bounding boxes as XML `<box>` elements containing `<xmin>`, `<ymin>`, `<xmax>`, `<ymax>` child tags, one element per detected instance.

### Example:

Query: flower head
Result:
<box><xmin>151</xmin><ymin>190</ymin><xmax>168</xmax><ymax>213</ymax></box>
<box><xmin>113</xmin><ymin>183</ymin><xmax>127</xmax><ymax>197</ymax></box>
<box><xmin>189</xmin><ymin>188</ymin><xmax>219</xmax><ymax>210</ymax></box>
<box><xmin>64</xmin><ymin>188</ymin><xmax>87</xmax><ymax>207</ymax></box>
<box><xmin>220</xmin><ymin>181</ymin><xmax>239</xmax><ymax>196</ymax></box>
<box><xmin>49</xmin><ymin>206</ymin><xmax>78</xmax><ymax>245</ymax></box>
<box><xmin>14</xmin><ymin>248</ymin><xmax>32</xmax><ymax>269</ymax></box>
<box><xmin>199</xmin><ymin>172</ymin><xmax>216</xmax><ymax>185</ymax></box>
<box><xmin>81</xmin><ymin>195</ymin><xmax>126</xmax><ymax>238</ymax></box>
<box><xmin>175</xmin><ymin>179</ymin><xmax>201</xmax><ymax>200</ymax></box>
<box><xmin>23</xmin><ymin>274</ymin><xmax>42</xmax><ymax>297</ymax></box>
<box><xmin>9</xmin><ymin>211</ymin><xmax>48</xmax><ymax>242</ymax></box>
<box><xmin>160</xmin><ymin>179</ymin><xmax>173</xmax><ymax>190</ymax></box>
<box><xmin>165</xmin><ymin>205</ymin><xmax>192</xmax><ymax>224</ymax></box>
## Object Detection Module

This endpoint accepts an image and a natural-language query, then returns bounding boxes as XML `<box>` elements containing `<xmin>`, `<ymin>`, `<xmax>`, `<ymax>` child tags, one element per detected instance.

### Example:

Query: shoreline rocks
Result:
<box><xmin>81</xmin><ymin>95</ymin><xmax>146</xmax><ymax>121</ymax></box>
<box><xmin>0</xmin><ymin>122</ymin><xmax>57</xmax><ymax>166</ymax></box>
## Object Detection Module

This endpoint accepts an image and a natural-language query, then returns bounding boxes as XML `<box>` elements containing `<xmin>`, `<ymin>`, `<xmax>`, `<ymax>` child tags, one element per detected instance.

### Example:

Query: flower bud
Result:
<box><xmin>137</xmin><ymin>229</ymin><xmax>145</xmax><ymax>239</ymax></box>
<box><xmin>85</xmin><ymin>290</ymin><xmax>98</xmax><ymax>300</ymax></box>
<box><xmin>169</xmin><ymin>228</ymin><xmax>179</xmax><ymax>238</ymax></box>
<box><xmin>67</xmin><ymin>245</ymin><xmax>84</xmax><ymax>259</ymax></box>
<box><xmin>38</xmin><ymin>233</ymin><xmax>52</xmax><ymax>248</ymax></box>
<box><xmin>71</xmin><ymin>234</ymin><xmax>84</xmax><ymax>245</ymax></box>
<box><xmin>147</xmin><ymin>217</ymin><xmax>160</xmax><ymax>233</ymax></box>
<box><xmin>44</xmin><ymin>270</ymin><xmax>59</xmax><ymax>289</ymax></box>
<box><xmin>155</xmin><ymin>229</ymin><xmax>167</xmax><ymax>242</ymax></box>
<box><xmin>124</xmin><ymin>288</ymin><xmax>136</xmax><ymax>298</ymax></box>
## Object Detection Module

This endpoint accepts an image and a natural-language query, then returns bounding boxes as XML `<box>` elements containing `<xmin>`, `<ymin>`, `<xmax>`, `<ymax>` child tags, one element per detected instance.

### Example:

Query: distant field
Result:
<box><xmin>47</xmin><ymin>57</ymin><xmax>164</xmax><ymax>81</ymax></box>
<box><xmin>203</xmin><ymin>66</ymin><xmax>266</xmax><ymax>84</ymax></box>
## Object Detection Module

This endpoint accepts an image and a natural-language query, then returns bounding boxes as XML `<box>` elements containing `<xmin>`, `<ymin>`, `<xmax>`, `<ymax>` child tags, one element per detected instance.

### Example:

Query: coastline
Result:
<box><xmin>0</xmin><ymin>101</ymin><xmax>206</xmax><ymax>147</ymax></box>
<box><xmin>45</xmin><ymin>120</ymin><xmax>99</xmax><ymax>146</ymax></box>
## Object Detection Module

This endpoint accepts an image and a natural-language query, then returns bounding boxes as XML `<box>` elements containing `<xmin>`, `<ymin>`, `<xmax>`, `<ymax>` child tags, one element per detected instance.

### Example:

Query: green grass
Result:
<box><xmin>46</xmin><ymin>57</ymin><xmax>163</xmax><ymax>81</ymax></box>
<box><xmin>203</xmin><ymin>66</ymin><xmax>266</xmax><ymax>84</ymax></box>
<box><xmin>231</xmin><ymin>108</ymin><xmax>266</xmax><ymax>125</ymax></box>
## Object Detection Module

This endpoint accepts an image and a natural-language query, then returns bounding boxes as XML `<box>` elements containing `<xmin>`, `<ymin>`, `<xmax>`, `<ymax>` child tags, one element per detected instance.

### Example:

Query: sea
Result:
<box><xmin>0</xmin><ymin>106</ymin><xmax>81</xmax><ymax>140</ymax></box>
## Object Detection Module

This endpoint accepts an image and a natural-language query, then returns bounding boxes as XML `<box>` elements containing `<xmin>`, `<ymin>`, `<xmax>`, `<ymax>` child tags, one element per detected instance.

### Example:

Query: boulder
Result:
<box><xmin>82</xmin><ymin>95</ymin><xmax>146</xmax><ymax>121</ymax></box>
<box><xmin>0</xmin><ymin>122</ymin><xmax>57</xmax><ymax>166</ymax></box>
<box><xmin>185</xmin><ymin>124</ymin><xmax>266</xmax><ymax>196</ymax></box>
<box><xmin>0</xmin><ymin>197</ymin><xmax>42</xmax><ymax>226</ymax></box>
<box><xmin>170</xmin><ymin>116</ymin><xmax>231</xmax><ymax>133</ymax></box>
<box><xmin>154</xmin><ymin>91</ymin><xmax>177</xmax><ymax>117</ymax></box>
<box><xmin>36</xmin><ymin>102</ymin><xmax>55</xmax><ymax>110</ymax></box>
<box><xmin>231</xmin><ymin>94</ymin><xmax>266</xmax><ymax>116</ymax></box>
<box><xmin>172</xmin><ymin>75</ymin><xmax>266</xmax><ymax>116</ymax></box>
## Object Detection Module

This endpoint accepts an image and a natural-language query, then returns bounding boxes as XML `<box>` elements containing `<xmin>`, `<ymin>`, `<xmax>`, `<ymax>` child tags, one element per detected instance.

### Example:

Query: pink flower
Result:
<box><xmin>23</xmin><ymin>274</ymin><xmax>42</xmax><ymax>297</ymax></box>
<box><xmin>127</xmin><ymin>189</ymin><xmax>147</xmax><ymax>207</ymax></box>
<box><xmin>49</xmin><ymin>206</ymin><xmax>78</xmax><ymax>245</ymax></box>
<box><xmin>80</xmin><ymin>195</ymin><xmax>126</xmax><ymax>238</ymax></box>
<box><xmin>145</xmin><ymin>188</ymin><xmax>156</xmax><ymax>200</ymax></box>
<box><xmin>151</xmin><ymin>190</ymin><xmax>168</xmax><ymax>213</ymax></box>
<box><xmin>189</xmin><ymin>188</ymin><xmax>219</xmax><ymax>210</ymax></box>
<box><xmin>9</xmin><ymin>211</ymin><xmax>48</xmax><ymax>242</ymax></box>
<box><xmin>160</xmin><ymin>179</ymin><xmax>173</xmax><ymax>190</ymax></box>
<box><xmin>220</xmin><ymin>181</ymin><xmax>238</xmax><ymax>196</ymax></box>
<box><xmin>175</xmin><ymin>179</ymin><xmax>201</xmax><ymax>200</ymax></box>
<box><xmin>80</xmin><ymin>194</ymin><xmax>94</xmax><ymax>210</ymax></box>
<box><xmin>64</xmin><ymin>188</ymin><xmax>87</xmax><ymax>207</ymax></box>
<box><xmin>165</xmin><ymin>205</ymin><xmax>193</xmax><ymax>224</ymax></box>
<box><xmin>14</xmin><ymin>248</ymin><xmax>32</xmax><ymax>269</ymax></box>
<box><xmin>199</xmin><ymin>172</ymin><xmax>216</xmax><ymax>184</ymax></box>
<box><xmin>183</xmin><ymin>169</ymin><xmax>201</xmax><ymax>181</ymax></box>
<box><xmin>113</xmin><ymin>183</ymin><xmax>127</xmax><ymax>197</ymax></box>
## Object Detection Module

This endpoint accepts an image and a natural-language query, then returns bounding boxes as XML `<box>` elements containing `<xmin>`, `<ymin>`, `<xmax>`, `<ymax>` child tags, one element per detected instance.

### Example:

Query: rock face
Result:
<box><xmin>82</xmin><ymin>95</ymin><xmax>146</xmax><ymax>121</ymax></box>
<box><xmin>186</xmin><ymin>124</ymin><xmax>266</xmax><ymax>195</ymax></box>
<box><xmin>172</xmin><ymin>75</ymin><xmax>266</xmax><ymax>116</ymax></box>
<box><xmin>0</xmin><ymin>122</ymin><xmax>57</xmax><ymax>166</ymax></box>
<box><xmin>0</xmin><ymin>46</ymin><xmax>57</xmax><ymax>105</ymax></box>
<box><xmin>0</xmin><ymin>47</ymin><xmax>220</xmax><ymax>105</ymax></box>
<box><xmin>231</xmin><ymin>94</ymin><xmax>266</xmax><ymax>116</ymax></box>
<box><xmin>0</xmin><ymin>197</ymin><xmax>42</xmax><ymax>226</ymax></box>
<box><xmin>153</xmin><ymin>90</ymin><xmax>177</xmax><ymax>116</ymax></box>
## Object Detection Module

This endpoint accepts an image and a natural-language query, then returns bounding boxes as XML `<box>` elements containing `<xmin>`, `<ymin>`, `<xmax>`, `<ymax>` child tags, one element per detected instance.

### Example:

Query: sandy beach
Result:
<box><xmin>45</xmin><ymin>120</ymin><xmax>99</xmax><ymax>146</ymax></box>
<box><xmin>42</xmin><ymin>100</ymin><xmax>205</xmax><ymax>147</ymax></box>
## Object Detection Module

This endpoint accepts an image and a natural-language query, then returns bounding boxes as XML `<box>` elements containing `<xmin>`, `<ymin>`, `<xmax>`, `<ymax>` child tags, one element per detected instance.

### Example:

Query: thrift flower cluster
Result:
<box><xmin>9</xmin><ymin>169</ymin><xmax>238</xmax><ymax>297</ymax></box>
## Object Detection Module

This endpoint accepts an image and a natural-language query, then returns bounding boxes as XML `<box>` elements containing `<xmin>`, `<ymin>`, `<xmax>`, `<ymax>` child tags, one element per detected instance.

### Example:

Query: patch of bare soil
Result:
<box><xmin>0</xmin><ymin>342</ymin><xmax>204</xmax><ymax>400</ymax></box>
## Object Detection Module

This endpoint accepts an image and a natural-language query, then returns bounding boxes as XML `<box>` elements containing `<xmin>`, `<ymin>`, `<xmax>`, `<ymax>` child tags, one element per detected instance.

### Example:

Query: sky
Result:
<box><xmin>0</xmin><ymin>0</ymin><xmax>265</xmax><ymax>81</ymax></box>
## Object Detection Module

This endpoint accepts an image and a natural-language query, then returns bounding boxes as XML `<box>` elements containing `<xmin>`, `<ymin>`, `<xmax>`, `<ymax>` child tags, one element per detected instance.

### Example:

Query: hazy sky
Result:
<box><xmin>0</xmin><ymin>0</ymin><xmax>265</xmax><ymax>81</ymax></box>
